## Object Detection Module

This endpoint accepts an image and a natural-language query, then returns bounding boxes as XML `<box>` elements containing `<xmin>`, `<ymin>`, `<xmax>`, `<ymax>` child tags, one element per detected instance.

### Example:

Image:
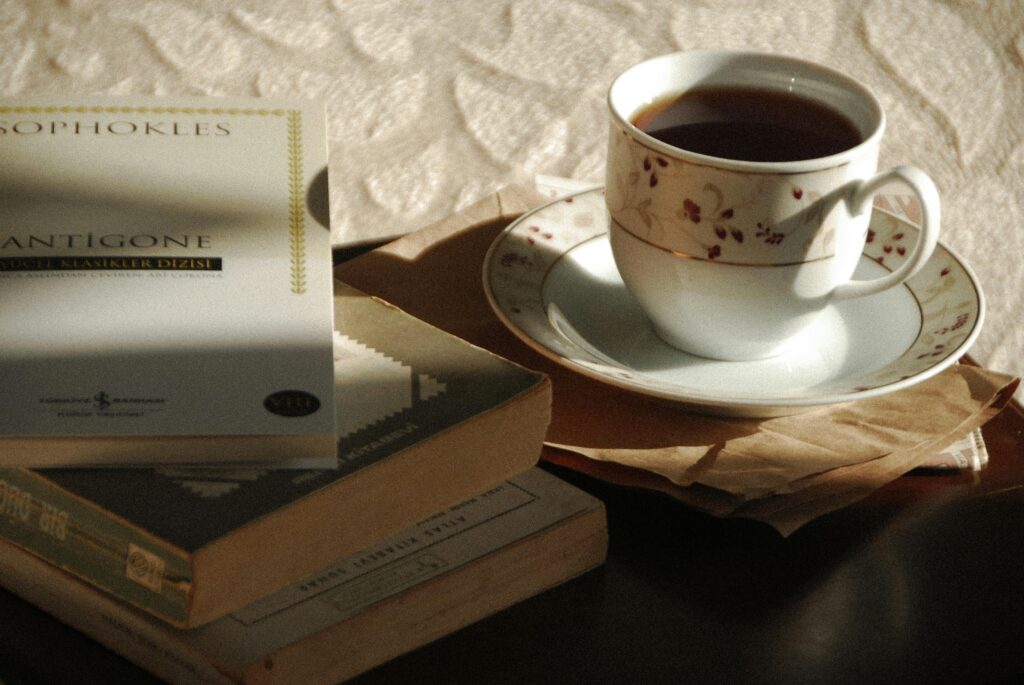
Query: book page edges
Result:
<box><xmin>0</xmin><ymin>433</ymin><xmax>338</xmax><ymax>469</ymax></box>
<box><xmin>0</xmin><ymin>490</ymin><xmax>605</xmax><ymax>685</ymax></box>
<box><xmin>188</xmin><ymin>375</ymin><xmax>552</xmax><ymax>627</ymax></box>
<box><xmin>258</xmin><ymin>506</ymin><xmax>608</xmax><ymax>684</ymax></box>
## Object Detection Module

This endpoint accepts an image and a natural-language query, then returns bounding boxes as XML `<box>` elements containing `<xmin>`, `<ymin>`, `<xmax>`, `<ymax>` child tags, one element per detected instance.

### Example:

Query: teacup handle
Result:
<box><xmin>832</xmin><ymin>165</ymin><xmax>940</xmax><ymax>301</ymax></box>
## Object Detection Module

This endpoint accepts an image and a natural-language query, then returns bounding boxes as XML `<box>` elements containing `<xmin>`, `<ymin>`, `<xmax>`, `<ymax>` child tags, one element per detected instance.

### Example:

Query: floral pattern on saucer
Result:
<box><xmin>845</xmin><ymin>210</ymin><xmax>983</xmax><ymax>393</ymax></box>
<box><xmin>485</xmin><ymin>191</ymin><xmax>605</xmax><ymax>331</ymax></box>
<box><xmin>483</xmin><ymin>188</ymin><xmax>984</xmax><ymax>415</ymax></box>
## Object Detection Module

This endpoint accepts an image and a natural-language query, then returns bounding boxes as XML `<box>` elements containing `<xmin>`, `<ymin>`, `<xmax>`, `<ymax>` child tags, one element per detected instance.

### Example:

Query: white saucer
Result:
<box><xmin>483</xmin><ymin>188</ymin><xmax>985</xmax><ymax>417</ymax></box>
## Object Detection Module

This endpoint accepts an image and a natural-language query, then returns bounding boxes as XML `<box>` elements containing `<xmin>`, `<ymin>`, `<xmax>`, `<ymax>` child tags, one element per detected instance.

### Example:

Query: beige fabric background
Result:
<box><xmin>2</xmin><ymin>0</ymin><xmax>1021</xmax><ymax>378</ymax></box>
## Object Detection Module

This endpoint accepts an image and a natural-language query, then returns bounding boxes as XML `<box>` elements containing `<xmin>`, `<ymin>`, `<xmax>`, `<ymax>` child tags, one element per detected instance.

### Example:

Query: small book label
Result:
<box><xmin>125</xmin><ymin>543</ymin><xmax>165</xmax><ymax>593</ymax></box>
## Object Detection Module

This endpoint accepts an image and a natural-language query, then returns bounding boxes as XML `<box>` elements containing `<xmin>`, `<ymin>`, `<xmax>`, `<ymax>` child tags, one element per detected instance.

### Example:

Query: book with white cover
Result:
<box><xmin>0</xmin><ymin>95</ymin><xmax>336</xmax><ymax>465</ymax></box>
<box><xmin>0</xmin><ymin>282</ymin><xmax>552</xmax><ymax>628</ymax></box>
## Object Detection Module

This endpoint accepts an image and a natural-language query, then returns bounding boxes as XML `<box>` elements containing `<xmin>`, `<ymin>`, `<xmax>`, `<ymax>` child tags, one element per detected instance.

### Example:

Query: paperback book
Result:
<box><xmin>0</xmin><ymin>281</ymin><xmax>551</xmax><ymax>627</ymax></box>
<box><xmin>0</xmin><ymin>94</ymin><xmax>336</xmax><ymax>465</ymax></box>
<box><xmin>0</xmin><ymin>467</ymin><xmax>607</xmax><ymax>684</ymax></box>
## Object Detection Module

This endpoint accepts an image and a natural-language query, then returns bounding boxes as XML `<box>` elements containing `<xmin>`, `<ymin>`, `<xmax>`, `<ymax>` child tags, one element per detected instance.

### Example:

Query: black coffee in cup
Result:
<box><xmin>631</xmin><ymin>86</ymin><xmax>863</xmax><ymax>163</ymax></box>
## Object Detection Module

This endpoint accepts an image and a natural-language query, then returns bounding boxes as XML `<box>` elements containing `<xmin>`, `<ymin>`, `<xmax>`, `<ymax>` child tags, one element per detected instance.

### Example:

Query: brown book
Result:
<box><xmin>0</xmin><ymin>468</ymin><xmax>607</xmax><ymax>684</ymax></box>
<box><xmin>0</xmin><ymin>281</ymin><xmax>550</xmax><ymax>627</ymax></box>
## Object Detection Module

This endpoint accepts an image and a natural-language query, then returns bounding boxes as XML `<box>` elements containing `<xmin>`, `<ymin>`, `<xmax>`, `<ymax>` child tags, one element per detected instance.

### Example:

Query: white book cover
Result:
<box><xmin>0</xmin><ymin>95</ymin><xmax>336</xmax><ymax>464</ymax></box>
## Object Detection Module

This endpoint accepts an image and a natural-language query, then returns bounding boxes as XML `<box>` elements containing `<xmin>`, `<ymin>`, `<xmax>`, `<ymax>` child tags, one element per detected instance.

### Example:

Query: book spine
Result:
<box><xmin>0</xmin><ymin>537</ymin><xmax>232</xmax><ymax>685</ymax></box>
<box><xmin>0</xmin><ymin>468</ymin><xmax>192</xmax><ymax>626</ymax></box>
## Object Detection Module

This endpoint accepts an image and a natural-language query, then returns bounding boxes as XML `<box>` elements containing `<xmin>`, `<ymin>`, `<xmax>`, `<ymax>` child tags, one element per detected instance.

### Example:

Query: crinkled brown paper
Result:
<box><xmin>545</xmin><ymin>364</ymin><xmax>1017</xmax><ymax>535</ymax></box>
<box><xmin>336</xmin><ymin>185</ymin><xmax>1020</xmax><ymax>536</ymax></box>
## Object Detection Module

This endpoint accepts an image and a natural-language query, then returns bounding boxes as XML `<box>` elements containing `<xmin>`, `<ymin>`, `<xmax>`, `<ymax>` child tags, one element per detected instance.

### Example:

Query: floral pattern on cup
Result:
<box><xmin>605</xmin><ymin>126</ymin><xmax>855</xmax><ymax>265</ymax></box>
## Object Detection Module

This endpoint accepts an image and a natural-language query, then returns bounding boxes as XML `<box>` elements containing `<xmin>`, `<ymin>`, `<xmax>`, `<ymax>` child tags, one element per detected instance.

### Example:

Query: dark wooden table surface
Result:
<box><xmin>1</xmin><ymin>393</ymin><xmax>1022</xmax><ymax>684</ymax></box>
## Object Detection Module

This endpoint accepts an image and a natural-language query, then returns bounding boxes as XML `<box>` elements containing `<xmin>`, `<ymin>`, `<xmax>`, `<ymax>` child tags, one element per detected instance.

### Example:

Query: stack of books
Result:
<box><xmin>0</xmin><ymin>95</ymin><xmax>608</xmax><ymax>683</ymax></box>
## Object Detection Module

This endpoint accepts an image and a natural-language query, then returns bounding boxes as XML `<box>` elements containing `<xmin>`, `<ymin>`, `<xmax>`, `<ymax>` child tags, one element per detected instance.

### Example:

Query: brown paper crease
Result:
<box><xmin>549</xmin><ymin>366</ymin><xmax>1017</xmax><ymax>535</ymax></box>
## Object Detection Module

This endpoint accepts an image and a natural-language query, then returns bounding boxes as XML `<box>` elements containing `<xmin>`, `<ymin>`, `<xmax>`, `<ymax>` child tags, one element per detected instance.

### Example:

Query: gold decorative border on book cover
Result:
<box><xmin>287</xmin><ymin>110</ymin><xmax>307</xmax><ymax>294</ymax></box>
<box><xmin>0</xmin><ymin>104</ymin><xmax>309</xmax><ymax>295</ymax></box>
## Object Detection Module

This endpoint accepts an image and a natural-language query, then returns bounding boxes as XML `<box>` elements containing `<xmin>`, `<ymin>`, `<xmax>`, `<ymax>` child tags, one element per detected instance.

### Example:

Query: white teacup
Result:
<box><xmin>605</xmin><ymin>50</ymin><xmax>940</xmax><ymax>361</ymax></box>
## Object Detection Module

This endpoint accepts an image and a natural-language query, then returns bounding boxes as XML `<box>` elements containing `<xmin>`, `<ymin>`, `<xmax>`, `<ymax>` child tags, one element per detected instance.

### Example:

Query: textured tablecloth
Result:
<box><xmin>2</xmin><ymin>0</ymin><xmax>1022</xmax><ymax>378</ymax></box>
